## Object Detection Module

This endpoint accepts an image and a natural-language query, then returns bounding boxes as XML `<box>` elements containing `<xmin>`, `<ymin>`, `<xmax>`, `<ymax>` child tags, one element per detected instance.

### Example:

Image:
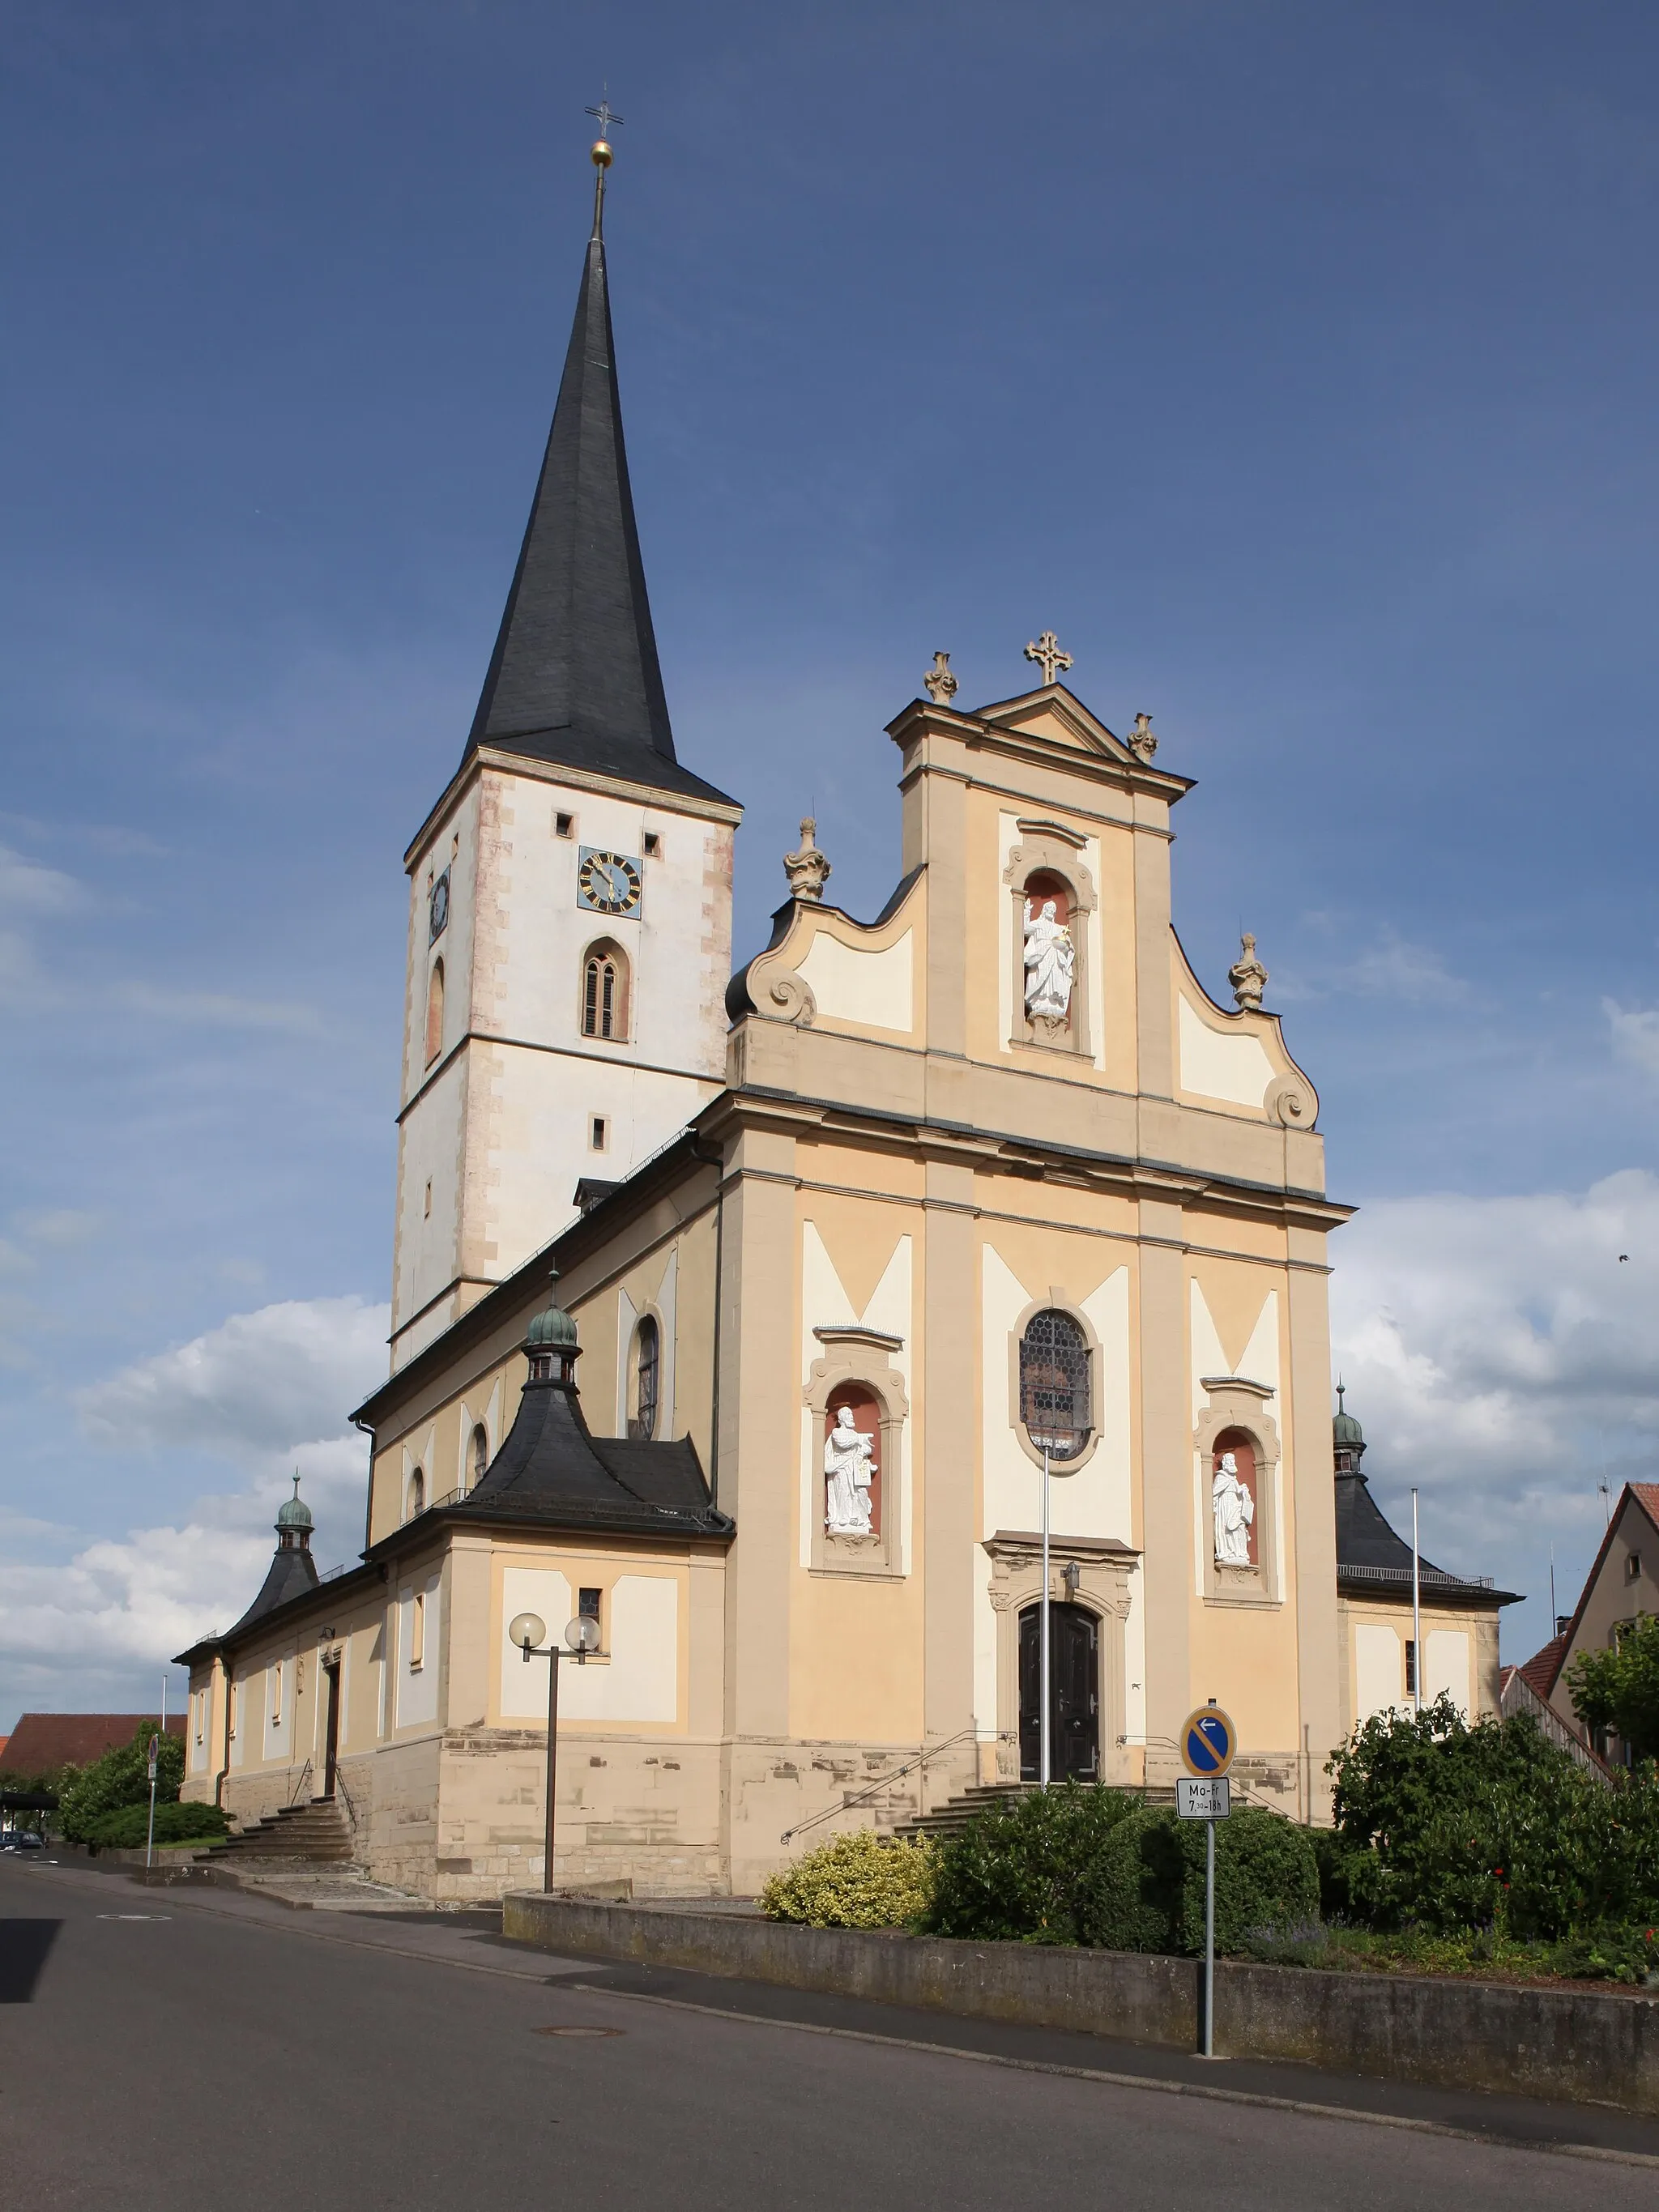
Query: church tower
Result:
<box><xmin>390</xmin><ymin>141</ymin><xmax>741</xmax><ymax>1371</ymax></box>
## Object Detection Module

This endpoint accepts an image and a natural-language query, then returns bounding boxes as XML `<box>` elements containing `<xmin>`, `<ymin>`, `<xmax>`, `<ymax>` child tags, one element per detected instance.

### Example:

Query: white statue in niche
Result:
<box><xmin>824</xmin><ymin>1404</ymin><xmax>877</xmax><ymax>1535</ymax></box>
<box><xmin>1022</xmin><ymin>897</ymin><xmax>1076</xmax><ymax>1026</ymax></box>
<box><xmin>1212</xmin><ymin>1450</ymin><xmax>1256</xmax><ymax>1566</ymax></box>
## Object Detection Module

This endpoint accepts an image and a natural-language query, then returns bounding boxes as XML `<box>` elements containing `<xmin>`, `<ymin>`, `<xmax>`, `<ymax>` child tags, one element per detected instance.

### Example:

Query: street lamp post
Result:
<box><xmin>509</xmin><ymin>1611</ymin><xmax>603</xmax><ymax>1891</ymax></box>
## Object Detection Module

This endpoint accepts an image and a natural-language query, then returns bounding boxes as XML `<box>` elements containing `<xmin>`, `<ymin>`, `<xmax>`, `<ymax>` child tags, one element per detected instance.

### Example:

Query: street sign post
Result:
<box><xmin>1177</xmin><ymin>1704</ymin><xmax>1237</xmax><ymax>2059</ymax></box>
<box><xmin>144</xmin><ymin>1733</ymin><xmax>160</xmax><ymax>1872</ymax></box>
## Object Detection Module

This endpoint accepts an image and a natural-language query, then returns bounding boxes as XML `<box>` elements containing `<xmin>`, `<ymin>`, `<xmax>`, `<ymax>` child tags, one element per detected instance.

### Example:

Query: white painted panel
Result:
<box><xmin>264</xmin><ymin>1656</ymin><xmax>291</xmax><ymax>1764</ymax></box>
<box><xmin>1355</xmin><ymin>1624</ymin><xmax>1403</xmax><ymax>1720</ymax></box>
<box><xmin>1178</xmin><ymin>996</ymin><xmax>1276</xmax><ymax>1109</ymax></box>
<box><xmin>1426</xmin><ymin>1630</ymin><xmax>1471</xmax><ymax>1718</ymax></box>
<box><xmin>501</xmin><ymin>1568</ymin><xmax>571</xmax><ymax>1720</ymax></box>
<box><xmin>229</xmin><ymin>1677</ymin><xmax>246</xmax><ymax>1769</ymax></box>
<box><xmin>1189</xmin><ymin>1281</ymin><xmax>1229</xmax><ymax>1596</ymax></box>
<box><xmin>394</xmin><ymin>1575</ymin><xmax>441</xmax><ymax>1728</ymax></box>
<box><xmin>560</xmin><ymin>1575</ymin><xmax>678</xmax><ymax>1724</ymax></box>
<box><xmin>1049</xmin><ymin>1266</ymin><xmax>1130</xmax><ymax>1546</ymax></box>
<box><xmin>795</xmin><ymin>928</ymin><xmax>914</xmax><ymax>1033</ymax></box>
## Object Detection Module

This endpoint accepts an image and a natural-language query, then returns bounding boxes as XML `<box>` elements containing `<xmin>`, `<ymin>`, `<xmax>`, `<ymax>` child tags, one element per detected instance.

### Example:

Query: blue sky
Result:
<box><xmin>4</xmin><ymin>0</ymin><xmax>1659</xmax><ymax>1724</ymax></box>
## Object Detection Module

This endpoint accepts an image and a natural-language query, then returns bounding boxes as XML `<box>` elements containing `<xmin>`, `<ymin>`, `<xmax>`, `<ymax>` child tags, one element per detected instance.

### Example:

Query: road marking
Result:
<box><xmin>96</xmin><ymin>1913</ymin><xmax>172</xmax><ymax>1921</ymax></box>
<box><xmin>535</xmin><ymin>2024</ymin><xmax>625</xmax><ymax>2038</ymax></box>
<box><xmin>565</xmin><ymin>1984</ymin><xmax>1659</xmax><ymax>2172</ymax></box>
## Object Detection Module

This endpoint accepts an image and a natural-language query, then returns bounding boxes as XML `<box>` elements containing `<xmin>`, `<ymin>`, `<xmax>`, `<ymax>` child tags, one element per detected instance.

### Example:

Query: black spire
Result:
<box><xmin>463</xmin><ymin>211</ymin><xmax>731</xmax><ymax>806</ymax></box>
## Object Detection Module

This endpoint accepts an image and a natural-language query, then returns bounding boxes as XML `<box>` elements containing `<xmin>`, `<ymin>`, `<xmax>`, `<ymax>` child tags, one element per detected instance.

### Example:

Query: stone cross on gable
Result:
<box><xmin>1024</xmin><ymin>631</ymin><xmax>1073</xmax><ymax>685</ymax></box>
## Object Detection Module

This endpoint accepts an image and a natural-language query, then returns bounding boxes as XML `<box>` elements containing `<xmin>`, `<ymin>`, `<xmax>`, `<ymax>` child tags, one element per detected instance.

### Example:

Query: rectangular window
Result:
<box><xmin>411</xmin><ymin>1590</ymin><xmax>426</xmax><ymax>1671</ymax></box>
<box><xmin>1404</xmin><ymin>1640</ymin><xmax>1416</xmax><ymax>1695</ymax></box>
<box><xmin>590</xmin><ymin>1115</ymin><xmax>608</xmax><ymax>1152</ymax></box>
<box><xmin>578</xmin><ymin>1586</ymin><xmax>602</xmax><ymax>1620</ymax></box>
<box><xmin>228</xmin><ymin>1683</ymin><xmax>239</xmax><ymax>1740</ymax></box>
<box><xmin>1627</xmin><ymin>1552</ymin><xmax>1642</xmax><ymax>1583</ymax></box>
<box><xmin>555</xmin><ymin>812</ymin><xmax>574</xmax><ymax>838</ymax></box>
<box><xmin>642</xmin><ymin>831</ymin><xmax>661</xmax><ymax>858</ymax></box>
<box><xmin>272</xmin><ymin>1660</ymin><xmax>284</xmax><ymax>1724</ymax></box>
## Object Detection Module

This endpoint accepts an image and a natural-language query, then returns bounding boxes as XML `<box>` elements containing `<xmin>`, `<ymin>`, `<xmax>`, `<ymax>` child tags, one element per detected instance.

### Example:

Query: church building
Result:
<box><xmin>181</xmin><ymin>139</ymin><xmax>1419</xmax><ymax>1900</ymax></box>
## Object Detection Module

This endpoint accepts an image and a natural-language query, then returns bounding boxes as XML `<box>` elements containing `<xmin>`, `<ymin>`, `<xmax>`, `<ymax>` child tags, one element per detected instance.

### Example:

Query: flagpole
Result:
<box><xmin>1410</xmin><ymin>1487</ymin><xmax>1422</xmax><ymax>1715</ymax></box>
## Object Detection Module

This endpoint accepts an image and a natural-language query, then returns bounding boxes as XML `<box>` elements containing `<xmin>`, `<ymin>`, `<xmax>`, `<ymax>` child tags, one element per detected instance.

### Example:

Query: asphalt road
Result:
<box><xmin>3</xmin><ymin>1855</ymin><xmax>1657</xmax><ymax>2210</ymax></box>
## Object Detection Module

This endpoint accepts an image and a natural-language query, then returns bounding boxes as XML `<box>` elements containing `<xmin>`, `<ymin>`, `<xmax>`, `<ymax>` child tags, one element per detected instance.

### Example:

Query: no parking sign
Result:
<box><xmin>1179</xmin><ymin>1705</ymin><xmax>1236</xmax><ymax>1778</ymax></box>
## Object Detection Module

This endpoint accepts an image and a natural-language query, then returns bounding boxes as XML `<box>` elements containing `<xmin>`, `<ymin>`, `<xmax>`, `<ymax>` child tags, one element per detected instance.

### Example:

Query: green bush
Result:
<box><xmin>1077</xmin><ymin>1804</ymin><xmax>1320</xmax><ymax>1956</ymax></box>
<box><xmin>81</xmin><ymin>1800</ymin><xmax>230</xmax><ymax>1851</ymax></box>
<box><xmin>57</xmin><ymin>1724</ymin><xmax>186</xmax><ymax>1844</ymax></box>
<box><xmin>759</xmin><ymin>1829</ymin><xmax>936</xmax><ymax>1928</ymax></box>
<box><xmin>922</xmin><ymin>1783</ymin><xmax>1137</xmax><ymax>1944</ymax></box>
<box><xmin>1327</xmin><ymin>1696</ymin><xmax>1659</xmax><ymax>1939</ymax></box>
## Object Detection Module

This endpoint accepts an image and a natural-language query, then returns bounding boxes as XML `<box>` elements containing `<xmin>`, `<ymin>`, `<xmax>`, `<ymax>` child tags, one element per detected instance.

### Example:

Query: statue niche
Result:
<box><xmin>824</xmin><ymin>1384</ymin><xmax>881</xmax><ymax>1541</ymax></box>
<box><xmin>1211</xmin><ymin>1430</ymin><xmax>1258</xmax><ymax>1570</ymax></box>
<box><xmin>1021</xmin><ymin>871</ymin><xmax>1075</xmax><ymax>1040</ymax></box>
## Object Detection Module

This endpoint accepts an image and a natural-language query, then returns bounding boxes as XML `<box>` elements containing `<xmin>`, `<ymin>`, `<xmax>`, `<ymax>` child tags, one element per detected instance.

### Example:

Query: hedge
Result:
<box><xmin>1077</xmin><ymin>1803</ymin><xmax>1320</xmax><ymax>1954</ymax></box>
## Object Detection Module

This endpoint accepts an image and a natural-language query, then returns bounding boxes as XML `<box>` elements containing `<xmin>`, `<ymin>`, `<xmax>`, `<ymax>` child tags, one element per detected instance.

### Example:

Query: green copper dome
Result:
<box><xmin>275</xmin><ymin>1473</ymin><xmax>313</xmax><ymax>1531</ymax></box>
<box><xmin>1332</xmin><ymin>1382</ymin><xmax>1364</xmax><ymax>1448</ymax></box>
<box><xmin>525</xmin><ymin>1268</ymin><xmax>579</xmax><ymax>1352</ymax></box>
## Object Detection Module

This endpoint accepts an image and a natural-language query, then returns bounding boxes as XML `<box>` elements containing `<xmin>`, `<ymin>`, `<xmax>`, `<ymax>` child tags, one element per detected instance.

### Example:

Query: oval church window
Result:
<box><xmin>824</xmin><ymin>1384</ymin><xmax>881</xmax><ymax>1538</ymax></box>
<box><xmin>1019</xmin><ymin>1310</ymin><xmax>1091</xmax><ymax>1461</ymax></box>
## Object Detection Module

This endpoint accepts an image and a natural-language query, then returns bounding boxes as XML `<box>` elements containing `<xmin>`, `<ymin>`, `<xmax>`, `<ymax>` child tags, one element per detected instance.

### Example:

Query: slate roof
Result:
<box><xmin>0</xmin><ymin>1712</ymin><xmax>184</xmax><ymax>1775</ymax></box>
<box><xmin>1334</xmin><ymin>1448</ymin><xmax>1518</xmax><ymax>1605</ymax></box>
<box><xmin>453</xmin><ymin>1355</ymin><xmax>731</xmax><ymax>1542</ymax></box>
<box><xmin>221</xmin><ymin>1540</ymin><xmax>320</xmax><ymax>1639</ymax></box>
<box><xmin>462</xmin><ymin>229</ymin><xmax>736</xmax><ymax>811</ymax></box>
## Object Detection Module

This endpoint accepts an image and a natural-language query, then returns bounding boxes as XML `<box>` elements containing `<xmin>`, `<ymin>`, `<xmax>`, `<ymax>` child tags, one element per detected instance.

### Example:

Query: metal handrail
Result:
<box><xmin>779</xmin><ymin>1725</ymin><xmax>979</xmax><ymax>1847</ymax></box>
<box><xmin>1339</xmin><ymin>1562</ymin><xmax>1494</xmax><ymax>1589</ymax></box>
<box><xmin>286</xmin><ymin>1758</ymin><xmax>313</xmax><ymax>1807</ymax></box>
<box><xmin>331</xmin><ymin>1764</ymin><xmax>359</xmax><ymax>1831</ymax></box>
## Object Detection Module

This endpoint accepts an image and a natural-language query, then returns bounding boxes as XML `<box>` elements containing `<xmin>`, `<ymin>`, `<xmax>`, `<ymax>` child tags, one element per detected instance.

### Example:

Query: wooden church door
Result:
<box><xmin>1017</xmin><ymin>1603</ymin><xmax>1100</xmax><ymax>1783</ymax></box>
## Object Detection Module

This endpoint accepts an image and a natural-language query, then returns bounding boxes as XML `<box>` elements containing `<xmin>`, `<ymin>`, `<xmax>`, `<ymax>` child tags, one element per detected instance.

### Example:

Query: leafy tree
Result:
<box><xmin>57</xmin><ymin>1724</ymin><xmax>186</xmax><ymax>1844</ymax></box>
<box><xmin>1567</xmin><ymin>1612</ymin><xmax>1659</xmax><ymax>1762</ymax></box>
<box><xmin>1327</xmin><ymin>1695</ymin><xmax>1659</xmax><ymax>1938</ymax></box>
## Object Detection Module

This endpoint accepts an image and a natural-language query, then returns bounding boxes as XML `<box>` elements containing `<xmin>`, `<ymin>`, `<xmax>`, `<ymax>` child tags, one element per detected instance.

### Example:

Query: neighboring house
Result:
<box><xmin>1332</xmin><ymin>1390</ymin><xmax>1520</xmax><ymax>1732</ymax></box>
<box><xmin>1516</xmin><ymin>1482</ymin><xmax>1659</xmax><ymax>1769</ymax></box>
<box><xmin>0</xmin><ymin>1712</ymin><xmax>184</xmax><ymax>1776</ymax></box>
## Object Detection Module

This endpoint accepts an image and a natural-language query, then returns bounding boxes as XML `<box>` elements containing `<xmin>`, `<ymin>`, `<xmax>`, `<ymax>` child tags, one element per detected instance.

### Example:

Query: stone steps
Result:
<box><xmin>208</xmin><ymin>1796</ymin><xmax>355</xmax><ymax>1864</ymax></box>
<box><xmin>894</xmin><ymin>1779</ymin><xmax>1175</xmax><ymax>1843</ymax></box>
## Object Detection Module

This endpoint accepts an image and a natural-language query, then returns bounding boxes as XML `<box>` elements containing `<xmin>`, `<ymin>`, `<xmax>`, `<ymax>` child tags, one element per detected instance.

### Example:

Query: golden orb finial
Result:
<box><xmin>591</xmin><ymin>139</ymin><xmax>612</xmax><ymax>169</ymax></box>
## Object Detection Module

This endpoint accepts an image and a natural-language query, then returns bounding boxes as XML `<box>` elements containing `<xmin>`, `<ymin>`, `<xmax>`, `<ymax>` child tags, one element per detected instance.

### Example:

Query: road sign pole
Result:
<box><xmin>1203</xmin><ymin>1815</ymin><xmax>1216</xmax><ymax>2058</ymax></box>
<box><xmin>145</xmin><ymin>1733</ymin><xmax>160</xmax><ymax>1871</ymax></box>
<box><xmin>1039</xmin><ymin>1444</ymin><xmax>1051</xmax><ymax>1788</ymax></box>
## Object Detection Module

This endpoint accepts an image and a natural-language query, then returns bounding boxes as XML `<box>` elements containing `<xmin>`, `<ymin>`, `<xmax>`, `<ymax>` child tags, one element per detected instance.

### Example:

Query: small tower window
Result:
<box><xmin>424</xmin><ymin>959</ymin><xmax>445</xmax><ymax>1066</ymax></box>
<box><xmin>590</xmin><ymin>1115</ymin><xmax>609</xmax><ymax>1152</ymax></box>
<box><xmin>1018</xmin><ymin>1309</ymin><xmax>1091</xmax><ymax>1461</ymax></box>
<box><xmin>471</xmin><ymin>1423</ymin><xmax>489</xmax><ymax>1489</ymax></box>
<box><xmin>582</xmin><ymin>942</ymin><xmax>629</xmax><ymax>1041</ymax></box>
<box><xmin>642</xmin><ymin>831</ymin><xmax>661</xmax><ymax>858</ymax></box>
<box><xmin>629</xmin><ymin>1315</ymin><xmax>660</xmax><ymax>1440</ymax></box>
<box><xmin>555</xmin><ymin>811</ymin><xmax>574</xmax><ymax>838</ymax></box>
<box><xmin>406</xmin><ymin>1467</ymin><xmax>424</xmax><ymax>1520</ymax></box>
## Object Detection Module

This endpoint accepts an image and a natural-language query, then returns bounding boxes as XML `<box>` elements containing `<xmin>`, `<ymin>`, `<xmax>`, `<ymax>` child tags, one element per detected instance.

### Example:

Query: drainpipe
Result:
<box><xmin>212</xmin><ymin>1650</ymin><xmax>233</xmax><ymax>1812</ymax></box>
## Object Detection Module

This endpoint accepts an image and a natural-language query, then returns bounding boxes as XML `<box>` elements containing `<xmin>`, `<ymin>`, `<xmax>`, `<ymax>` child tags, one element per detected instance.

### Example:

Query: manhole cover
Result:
<box><xmin>535</xmin><ymin>2025</ymin><xmax>624</xmax><ymax>2039</ymax></box>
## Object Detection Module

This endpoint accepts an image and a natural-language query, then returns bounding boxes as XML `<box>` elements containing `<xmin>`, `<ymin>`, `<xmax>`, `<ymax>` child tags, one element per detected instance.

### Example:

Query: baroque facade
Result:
<box><xmin>180</xmin><ymin>147</ymin><xmax>1509</xmax><ymax>1900</ymax></box>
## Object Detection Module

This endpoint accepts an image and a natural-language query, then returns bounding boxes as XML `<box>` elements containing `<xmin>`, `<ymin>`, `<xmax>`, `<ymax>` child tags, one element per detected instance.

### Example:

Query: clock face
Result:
<box><xmin>576</xmin><ymin>847</ymin><xmax>642</xmax><ymax>918</ymax></box>
<box><xmin>429</xmin><ymin>868</ymin><xmax>450</xmax><ymax>944</ymax></box>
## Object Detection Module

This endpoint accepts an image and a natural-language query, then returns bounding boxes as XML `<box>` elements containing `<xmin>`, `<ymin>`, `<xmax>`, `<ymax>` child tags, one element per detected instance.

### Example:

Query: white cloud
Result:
<box><xmin>1330</xmin><ymin>1169</ymin><xmax>1659</xmax><ymax>1654</ymax></box>
<box><xmin>0</xmin><ymin>843</ymin><xmax>84</xmax><ymax>916</ymax></box>
<box><xmin>1604</xmin><ymin>998</ymin><xmax>1659</xmax><ymax>1080</ymax></box>
<box><xmin>79</xmin><ymin>1294</ymin><xmax>387</xmax><ymax>1459</ymax></box>
<box><xmin>0</xmin><ymin>1297</ymin><xmax>389</xmax><ymax>1714</ymax></box>
<box><xmin>1343</xmin><ymin>928</ymin><xmax>1468</xmax><ymax>1004</ymax></box>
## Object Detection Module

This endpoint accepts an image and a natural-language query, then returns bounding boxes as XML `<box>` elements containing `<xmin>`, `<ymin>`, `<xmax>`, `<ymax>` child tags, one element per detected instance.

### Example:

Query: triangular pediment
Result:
<box><xmin>973</xmin><ymin>684</ymin><xmax>1135</xmax><ymax>763</ymax></box>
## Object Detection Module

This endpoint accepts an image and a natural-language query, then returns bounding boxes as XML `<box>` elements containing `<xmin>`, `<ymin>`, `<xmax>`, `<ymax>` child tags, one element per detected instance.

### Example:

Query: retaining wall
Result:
<box><xmin>502</xmin><ymin>1894</ymin><xmax>1659</xmax><ymax>2116</ymax></box>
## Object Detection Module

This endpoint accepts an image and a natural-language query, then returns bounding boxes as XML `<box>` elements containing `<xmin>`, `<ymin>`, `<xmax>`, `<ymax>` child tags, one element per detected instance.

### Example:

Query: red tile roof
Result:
<box><xmin>1517</xmin><ymin>1631</ymin><xmax>1570</xmax><ymax>1702</ymax></box>
<box><xmin>0</xmin><ymin>1712</ymin><xmax>186</xmax><ymax>1775</ymax></box>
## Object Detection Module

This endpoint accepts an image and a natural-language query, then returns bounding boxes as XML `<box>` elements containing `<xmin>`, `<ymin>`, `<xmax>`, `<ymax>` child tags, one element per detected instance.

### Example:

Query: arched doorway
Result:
<box><xmin>1017</xmin><ymin>1602</ymin><xmax>1099</xmax><ymax>1782</ymax></box>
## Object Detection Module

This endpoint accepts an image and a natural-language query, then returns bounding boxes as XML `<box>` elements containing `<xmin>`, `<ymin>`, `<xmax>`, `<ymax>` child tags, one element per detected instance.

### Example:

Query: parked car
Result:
<box><xmin>0</xmin><ymin>1830</ymin><xmax>44</xmax><ymax>1851</ymax></box>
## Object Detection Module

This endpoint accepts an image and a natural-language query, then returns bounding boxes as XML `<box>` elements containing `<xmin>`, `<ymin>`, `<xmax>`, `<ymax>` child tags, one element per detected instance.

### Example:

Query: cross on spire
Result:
<box><xmin>1024</xmin><ymin>630</ymin><xmax>1073</xmax><ymax>685</ymax></box>
<box><xmin>585</xmin><ymin>97</ymin><xmax>625</xmax><ymax>139</ymax></box>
